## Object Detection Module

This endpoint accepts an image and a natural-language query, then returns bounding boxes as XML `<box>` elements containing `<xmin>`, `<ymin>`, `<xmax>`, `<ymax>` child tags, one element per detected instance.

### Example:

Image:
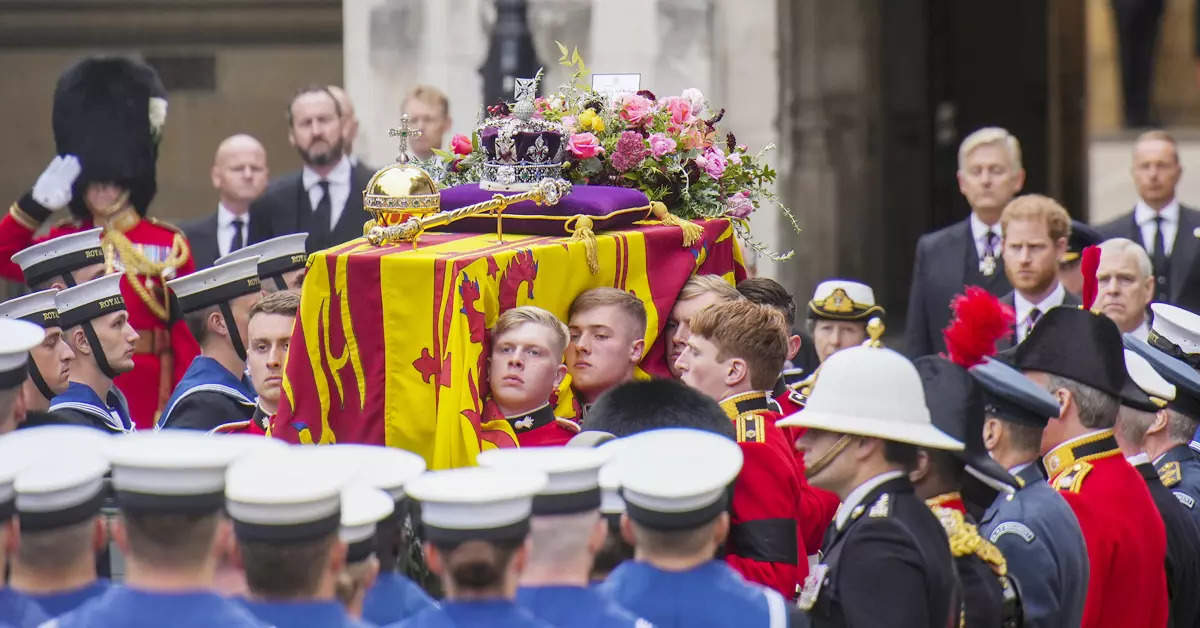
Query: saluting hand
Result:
<box><xmin>32</xmin><ymin>154</ymin><xmax>82</xmax><ymax>210</ymax></box>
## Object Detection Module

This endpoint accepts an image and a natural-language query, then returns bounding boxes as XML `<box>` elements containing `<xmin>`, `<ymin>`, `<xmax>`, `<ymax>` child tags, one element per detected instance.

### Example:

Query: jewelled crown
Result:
<box><xmin>477</xmin><ymin>69</ymin><xmax>565</xmax><ymax>192</ymax></box>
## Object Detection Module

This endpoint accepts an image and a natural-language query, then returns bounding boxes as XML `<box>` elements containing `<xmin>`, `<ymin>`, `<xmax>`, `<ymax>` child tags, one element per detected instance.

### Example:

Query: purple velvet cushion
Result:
<box><xmin>433</xmin><ymin>184</ymin><xmax>652</xmax><ymax>235</ymax></box>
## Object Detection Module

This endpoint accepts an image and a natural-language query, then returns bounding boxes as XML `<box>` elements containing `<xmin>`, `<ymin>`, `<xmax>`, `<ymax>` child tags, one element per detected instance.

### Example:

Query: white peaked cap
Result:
<box><xmin>309</xmin><ymin>444</ymin><xmax>427</xmax><ymax>502</ymax></box>
<box><xmin>406</xmin><ymin>467</ymin><xmax>547</xmax><ymax>543</ymax></box>
<box><xmin>778</xmin><ymin>346</ymin><xmax>964</xmax><ymax>451</ymax></box>
<box><xmin>1124</xmin><ymin>349</ymin><xmax>1176</xmax><ymax>402</ymax></box>
<box><xmin>226</xmin><ymin>448</ymin><xmax>355</xmax><ymax>543</ymax></box>
<box><xmin>1151</xmin><ymin>303</ymin><xmax>1200</xmax><ymax>356</ymax></box>
<box><xmin>478</xmin><ymin>446</ymin><xmax>609</xmax><ymax>515</ymax></box>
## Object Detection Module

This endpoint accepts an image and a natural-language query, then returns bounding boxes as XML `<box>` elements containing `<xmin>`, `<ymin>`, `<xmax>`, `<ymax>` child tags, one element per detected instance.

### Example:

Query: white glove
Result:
<box><xmin>31</xmin><ymin>155</ymin><xmax>82</xmax><ymax>210</ymax></box>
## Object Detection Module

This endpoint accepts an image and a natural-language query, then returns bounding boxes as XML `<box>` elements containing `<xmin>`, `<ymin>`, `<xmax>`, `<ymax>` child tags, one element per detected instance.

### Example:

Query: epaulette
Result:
<box><xmin>867</xmin><ymin>493</ymin><xmax>891</xmax><ymax>518</ymax></box>
<box><xmin>931</xmin><ymin>506</ymin><xmax>1008</xmax><ymax>577</ymax></box>
<box><xmin>147</xmin><ymin>216</ymin><xmax>185</xmax><ymax>235</ymax></box>
<box><xmin>1159</xmin><ymin>461</ymin><xmax>1182</xmax><ymax>488</ymax></box>
<box><xmin>555</xmin><ymin>417</ymin><xmax>581</xmax><ymax>433</ymax></box>
<box><xmin>1052</xmin><ymin>460</ymin><xmax>1094</xmax><ymax>493</ymax></box>
<box><xmin>734</xmin><ymin>413</ymin><xmax>766</xmax><ymax>443</ymax></box>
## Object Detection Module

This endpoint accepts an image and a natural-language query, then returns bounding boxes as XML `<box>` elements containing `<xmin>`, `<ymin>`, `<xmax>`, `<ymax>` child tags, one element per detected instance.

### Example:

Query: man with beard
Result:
<box><xmin>248</xmin><ymin>85</ymin><xmax>372</xmax><ymax>253</ymax></box>
<box><xmin>995</xmin><ymin>195</ymin><xmax>1080</xmax><ymax>350</ymax></box>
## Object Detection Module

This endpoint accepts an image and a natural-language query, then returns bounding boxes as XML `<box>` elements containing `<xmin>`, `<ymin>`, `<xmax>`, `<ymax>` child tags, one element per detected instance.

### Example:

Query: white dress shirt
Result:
<box><xmin>1135</xmin><ymin>198</ymin><xmax>1180</xmax><ymax>257</ymax></box>
<box><xmin>301</xmin><ymin>156</ymin><xmax>352</xmax><ymax>230</ymax></box>
<box><xmin>1130</xmin><ymin>319</ymin><xmax>1151</xmax><ymax>342</ymax></box>
<box><xmin>1014</xmin><ymin>282</ymin><xmax>1066</xmax><ymax>342</ymax></box>
<box><xmin>970</xmin><ymin>212</ymin><xmax>1004</xmax><ymax>261</ymax></box>
<box><xmin>833</xmin><ymin>470</ymin><xmax>904</xmax><ymax>531</ymax></box>
<box><xmin>216</xmin><ymin>203</ymin><xmax>250</xmax><ymax>258</ymax></box>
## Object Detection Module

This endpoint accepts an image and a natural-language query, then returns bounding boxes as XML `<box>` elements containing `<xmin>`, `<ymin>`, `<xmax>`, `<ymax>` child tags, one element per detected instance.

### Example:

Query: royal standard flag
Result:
<box><xmin>273</xmin><ymin>219</ymin><xmax>746</xmax><ymax>469</ymax></box>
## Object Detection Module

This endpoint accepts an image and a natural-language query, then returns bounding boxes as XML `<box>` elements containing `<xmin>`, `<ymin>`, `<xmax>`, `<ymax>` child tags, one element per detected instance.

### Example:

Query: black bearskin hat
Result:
<box><xmin>52</xmin><ymin>57</ymin><xmax>167</xmax><ymax>219</ymax></box>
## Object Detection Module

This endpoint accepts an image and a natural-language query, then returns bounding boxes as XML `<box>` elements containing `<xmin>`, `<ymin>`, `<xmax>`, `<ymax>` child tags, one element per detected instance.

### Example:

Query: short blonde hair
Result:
<box><xmin>689</xmin><ymin>301</ymin><xmax>787</xmax><ymax>391</ymax></box>
<box><xmin>568</xmin><ymin>288</ymin><xmax>647</xmax><ymax>338</ymax></box>
<box><xmin>958</xmin><ymin>127</ymin><xmax>1023</xmax><ymax>171</ymax></box>
<box><xmin>491</xmin><ymin>306</ymin><xmax>568</xmax><ymax>356</ymax></box>
<box><xmin>403</xmin><ymin>85</ymin><xmax>449</xmax><ymax>117</ymax></box>
<box><xmin>1000</xmin><ymin>194</ymin><xmax>1071</xmax><ymax>242</ymax></box>
<box><xmin>678</xmin><ymin>275</ymin><xmax>742</xmax><ymax>303</ymax></box>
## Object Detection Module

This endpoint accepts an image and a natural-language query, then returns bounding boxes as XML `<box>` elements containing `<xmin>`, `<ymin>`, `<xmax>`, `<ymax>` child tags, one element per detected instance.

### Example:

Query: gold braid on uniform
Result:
<box><xmin>928</xmin><ymin>504</ymin><xmax>1008</xmax><ymax>577</ymax></box>
<box><xmin>102</xmin><ymin>223</ymin><xmax>190</xmax><ymax>322</ymax></box>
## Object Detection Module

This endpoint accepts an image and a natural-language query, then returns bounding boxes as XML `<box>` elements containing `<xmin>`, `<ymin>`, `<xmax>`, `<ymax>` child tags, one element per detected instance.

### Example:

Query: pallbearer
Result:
<box><xmin>49</xmin><ymin>274</ymin><xmax>137</xmax><ymax>433</ymax></box>
<box><xmin>159</xmin><ymin>256</ymin><xmax>261</xmax><ymax>431</ymax></box>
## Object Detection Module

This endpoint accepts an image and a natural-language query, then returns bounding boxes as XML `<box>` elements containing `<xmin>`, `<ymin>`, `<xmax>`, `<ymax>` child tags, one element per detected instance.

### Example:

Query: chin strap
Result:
<box><xmin>219</xmin><ymin>301</ymin><xmax>247</xmax><ymax>362</ymax></box>
<box><xmin>81</xmin><ymin>321</ymin><xmax>119</xmax><ymax>380</ymax></box>
<box><xmin>60</xmin><ymin>271</ymin><xmax>76</xmax><ymax>288</ymax></box>
<box><xmin>271</xmin><ymin>275</ymin><xmax>288</xmax><ymax>291</ymax></box>
<box><xmin>804</xmin><ymin>434</ymin><xmax>854</xmax><ymax>479</ymax></box>
<box><xmin>27</xmin><ymin>352</ymin><xmax>56</xmax><ymax>401</ymax></box>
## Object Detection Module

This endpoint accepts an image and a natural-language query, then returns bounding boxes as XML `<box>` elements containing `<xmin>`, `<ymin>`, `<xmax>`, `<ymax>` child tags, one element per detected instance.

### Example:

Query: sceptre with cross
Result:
<box><xmin>390</xmin><ymin>114</ymin><xmax>423</xmax><ymax>164</ymax></box>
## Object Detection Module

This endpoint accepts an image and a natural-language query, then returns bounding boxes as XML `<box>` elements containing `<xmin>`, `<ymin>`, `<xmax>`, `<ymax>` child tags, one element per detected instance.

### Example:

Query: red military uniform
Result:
<box><xmin>1043</xmin><ymin>429</ymin><xmax>1168</xmax><ymax>628</ymax></box>
<box><xmin>717</xmin><ymin>390</ymin><xmax>808</xmax><ymax>598</ymax></box>
<box><xmin>487</xmin><ymin>401</ymin><xmax>579</xmax><ymax>447</ymax></box>
<box><xmin>1</xmin><ymin>194</ymin><xmax>200</xmax><ymax>428</ymax></box>
<box><xmin>773</xmin><ymin>380</ymin><xmax>842</xmax><ymax>556</ymax></box>
<box><xmin>211</xmin><ymin>405</ymin><xmax>272</xmax><ymax>436</ymax></box>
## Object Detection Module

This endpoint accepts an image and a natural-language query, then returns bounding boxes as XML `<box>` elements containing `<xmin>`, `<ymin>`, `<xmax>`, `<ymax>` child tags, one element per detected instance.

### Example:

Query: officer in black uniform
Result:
<box><xmin>158</xmin><ymin>256</ymin><xmax>261</xmax><ymax>430</ymax></box>
<box><xmin>778</xmin><ymin>345</ymin><xmax>960</xmax><ymax>628</ymax></box>
<box><xmin>1118</xmin><ymin>346</ymin><xmax>1200</xmax><ymax>628</ymax></box>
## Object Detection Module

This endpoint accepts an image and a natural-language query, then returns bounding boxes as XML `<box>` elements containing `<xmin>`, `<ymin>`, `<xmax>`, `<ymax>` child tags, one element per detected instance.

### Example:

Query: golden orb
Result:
<box><xmin>362</xmin><ymin>163</ymin><xmax>440</xmax><ymax>227</ymax></box>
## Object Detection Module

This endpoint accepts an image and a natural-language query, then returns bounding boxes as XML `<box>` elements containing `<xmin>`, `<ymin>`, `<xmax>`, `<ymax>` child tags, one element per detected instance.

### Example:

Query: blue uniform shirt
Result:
<box><xmin>362</xmin><ymin>572</ymin><xmax>435</xmax><ymax>626</ymax></box>
<box><xmin>47</xmin><ymin>382</ymin><xmax>133</xmax><ymax>433</ymax></box>
<box><xmin>1154</xmin><ymin>443</ymin><xmax>1200</xmax><ymax>529</ymax></box>
<box><xmin>241</xmin><ymin>598</ymin><xmax>372</xmax><ymax>628</ymax></box>
<box><xmin>158</xmin><ymin>356</ymin><xmax>256</xmax><ymax>429</ymax></box>
<box><xmin>517</xmin><ymin>585</ymin><xmax>648</xmax><ymax>627</ymax></box>
<box><xmin>978</xmin><ymin>463</ymin><xmax>1089</xmax><ymax>628</ymax></box>
<box><xmin>385</xmin><ymin>599</ymin><xmax>552</xmax><ymax>628</ymax></box>
<box><xmin>597</xmin><ymin>560</ymin><xmax>787</xmax><ymax>628</ymax></box>
<box><xmin>45</xmin><ymin>587</ymin><xmax>268</xmax><ymax>628</ymax></box>
<box><xmin>27</xmin><ymin>580</ymin><xmax>110</xmax><ymax>618</ymax></box>
<box><xmin>0</xmin><ymin>588</ymin><xmax>48</xmax><ymax>628</ymax></box>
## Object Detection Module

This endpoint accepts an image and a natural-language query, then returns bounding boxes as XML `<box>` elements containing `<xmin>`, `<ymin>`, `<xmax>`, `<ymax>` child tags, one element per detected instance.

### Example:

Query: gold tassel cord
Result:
<box><xmin>566</xmin><ymin>215</ymin><xmax>598</xmax><ymax>274</ymax></box>
<box><xmin>650</xmin><ymin>201</ymin><xmax>703</xmax><ymax>247</ymax></box>
<box><xmin>102</xmin><ymin>229</ymin><xmax>190</xmax><ymax>321</ymax></box>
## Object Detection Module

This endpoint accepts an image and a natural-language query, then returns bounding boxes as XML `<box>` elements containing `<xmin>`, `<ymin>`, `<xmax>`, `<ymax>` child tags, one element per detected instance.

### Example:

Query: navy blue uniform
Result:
<box><xmin>241</xmin><ymin>598</ymin><xmax>373</xmax><ymax>627</ymax></box>
<box><xmin>801</xmin><ymin>476</ymin><xmax>958</xmax><ymax>628</ymax></box>
<box><xmin>598</xmin><ymin>560</ymin><xmax>789</xmax><ymax>627</ymax></box>
<box><xmin>1155</xmin><ymin>443</ymin><xmax>1200</xmax><ymax>529</ymax></box>
<box><xmin>1135</xmin><ymin>458</ymin><xmax>1200</xmax><ymax>628</ymax></box>
<box><xmin>385</xmin><ymin>599</ymin><xmax>552</xmax><ymax>628</ymax></box>
<box><xmin>0</xmin><ymin>588</ymin><xmax>48</xmax><ymax>628</ymax></box>
<box><xmin>978</xmin><ymin>464</ymin><xmax>1089</xmax><ymax>628</ymax></box>
<box><xmin>361</xmin><ymin>572</ymin><xmax>435</xmax><ymax>626</ymax></box>
<box><xmin>26</xmin><ymin>580</ymin><xmax>109</xmax><ymax>618</ymax></box>
<box><xmin>158</xmin><ymin>356</ymin><xmax>256</xmax><ymax>431</ymax></box>
<box><xmin>47</xmin><ymin>382</ymin><xmax>133</xmax><ymax>433</ymax></box>
<box><xmin>44</xmin><ymin>587</ymin><xmax>267</xmax><ymax>627</ymax></box>
<box><xmin>517</xmin><ymin>585</ymin><xmax>648</xmax><ymax>627</ymax></box>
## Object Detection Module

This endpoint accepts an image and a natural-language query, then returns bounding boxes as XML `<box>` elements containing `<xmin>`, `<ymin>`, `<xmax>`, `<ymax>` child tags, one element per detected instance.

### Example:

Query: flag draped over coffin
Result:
<box><xmin>272</xmin><ymin>219</ymin><xmax>746</xmax><ymax>468</ymax></box>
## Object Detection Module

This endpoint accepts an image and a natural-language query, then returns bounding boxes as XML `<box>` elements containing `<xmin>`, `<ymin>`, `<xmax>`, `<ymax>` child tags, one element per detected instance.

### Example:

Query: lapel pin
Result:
<box><xmin>1193</xmin><ymin>227</ymin><xmax>1200</xmax><ymax>239</ymax></box>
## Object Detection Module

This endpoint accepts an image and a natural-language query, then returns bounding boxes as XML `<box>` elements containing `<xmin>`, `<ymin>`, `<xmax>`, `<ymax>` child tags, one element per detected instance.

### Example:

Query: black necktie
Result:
<box><xmin>1152</xmin><ymin>215</ymin><xmax>1167</xmax><ymax>270</ymax></box>
<box><xmin>229</xmin><ymin>218</ymin><xmax>244</xmax><ymax>253</ymax></box>
<box><xmin>1025</xmin><ymin>307</ymin><xmax>1042</xmax><ymax>340</ymax></box>
<box><xmin>312</xmin><ymin>180</ymin><xmax>332</xmax><ymax>244</ymax></box>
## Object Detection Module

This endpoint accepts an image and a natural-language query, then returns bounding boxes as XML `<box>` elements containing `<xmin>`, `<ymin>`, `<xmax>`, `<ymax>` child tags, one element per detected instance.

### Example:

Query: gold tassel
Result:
<box><xmin>567</xmin><ymin>215</ymin><xmax>599</xmax><ymax>274</ymax></box>
<box><xmin>651</xmin><ymin>201</ymin><xmax>703</xmax><ymax>247</ymax></box>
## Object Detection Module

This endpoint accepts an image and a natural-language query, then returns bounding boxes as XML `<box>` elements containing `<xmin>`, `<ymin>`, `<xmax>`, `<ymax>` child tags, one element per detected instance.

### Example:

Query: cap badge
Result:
<box><xmin>514</xmin><ymin>416</ymin><xmax>535</xmax><ymax>431</ymax></box>
<box><xmin>818</xmin><ymin>288</ymin><xmax>855</xmax><ymax>314</ymax></box>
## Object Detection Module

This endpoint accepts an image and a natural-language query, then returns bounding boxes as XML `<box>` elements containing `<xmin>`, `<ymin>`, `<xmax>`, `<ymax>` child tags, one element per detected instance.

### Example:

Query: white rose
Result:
<box><xmin>681</xmin><ymin>88</ymin><xmax>706</xmax><ymax>114</ymax></box>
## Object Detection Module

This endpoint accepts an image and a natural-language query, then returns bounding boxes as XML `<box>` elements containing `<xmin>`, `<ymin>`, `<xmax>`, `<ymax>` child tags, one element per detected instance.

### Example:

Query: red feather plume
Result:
<box><xmin>941</xmin><ymin>286</ymin><xmax>1016</xmax><ymax>368</ymax></box>
<box><xmin>1080</xmin><ymin>245</ymin><xmax>1101</xmax><ymax>310</ymax></box>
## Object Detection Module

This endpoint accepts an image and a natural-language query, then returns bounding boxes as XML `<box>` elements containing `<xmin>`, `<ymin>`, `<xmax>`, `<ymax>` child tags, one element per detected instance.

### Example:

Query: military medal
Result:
<box><xmin>513</xmin><ymin>416</ymin><xmax>534</xmax><ymax>430</ymax></box>
<box><xmin>979</xmin><ymin>254</ymin><xmax>996</xmax><ymax>277</ymax></box>
<box><xmin>797</xmin><ymin>563</ymin><xmax>829</xmax><ymax>610</ymax></box>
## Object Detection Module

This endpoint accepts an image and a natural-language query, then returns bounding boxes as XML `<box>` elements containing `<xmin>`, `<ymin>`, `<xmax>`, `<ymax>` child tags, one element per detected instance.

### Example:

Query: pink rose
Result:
<box><xmin>726</xmin><ymin>190</ymin><xmax>754</xmax><ymax>218</ymax></box>
<box><xmin>567</xmin><ymin>132</ymin><xmax>603</xmax><ymax>159</ymax></box>
<box><xmin>451</xmin><ymin>134</ymin><xmax>472</xmax><ymax>156</ymax></box>
<box><xmin>701</xmin><ymin>148</ymin><xmax>727</xmax><ymax>179</ymax></box>
<box><xmin>662</xmin><ymin>97</ymin><xmax>695</xmax><ymax>126</ymax></box>
<box><xmin>694</xmin><ymin>154</ymin><xmax>708</xmax><ymax>169</ymax></box>
<box><xmin>619</xmin><ymin>94</ymin><xmax>655</xmax><ymax>126</ymax></box>
<box><xmin>727</xmin><ymin>152</ymin><xmax>742</xmax><ymax>166</ymax></box>
<box><xmin>648</xmin><ymin>133</ymin><xmax>677</xmax><ymax>157</ymax></box>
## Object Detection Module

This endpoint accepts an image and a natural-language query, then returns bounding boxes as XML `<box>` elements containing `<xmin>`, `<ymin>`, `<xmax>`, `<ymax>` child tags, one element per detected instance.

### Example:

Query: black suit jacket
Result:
<box><xmin>1135</xmin><ymin>460</ymin><xmax>1200</xmax><ymax>628</ymax></box>
<box><xmin>993</xmin><ymin>288</ymin><xmax>1082</xmax><ymax>351</ymax></box>
<box><xmin>247</xmin><ymin>162</ymin><xmax>373</xmax><ymax>253</ymax></box>
<box><xmin>905</xmin><ymin>218</ymin><xmax>1012</xmax><ymax>357</ymax></box>
<box><xmin>1096</xmin><ymin>205</ymin><xmax>1200</xmax><ymax>313</ymax></box>
<box><xmin>182</xmin><ymin>213</ymin><xmax>220</xmax><ymax>270</ymax></box>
